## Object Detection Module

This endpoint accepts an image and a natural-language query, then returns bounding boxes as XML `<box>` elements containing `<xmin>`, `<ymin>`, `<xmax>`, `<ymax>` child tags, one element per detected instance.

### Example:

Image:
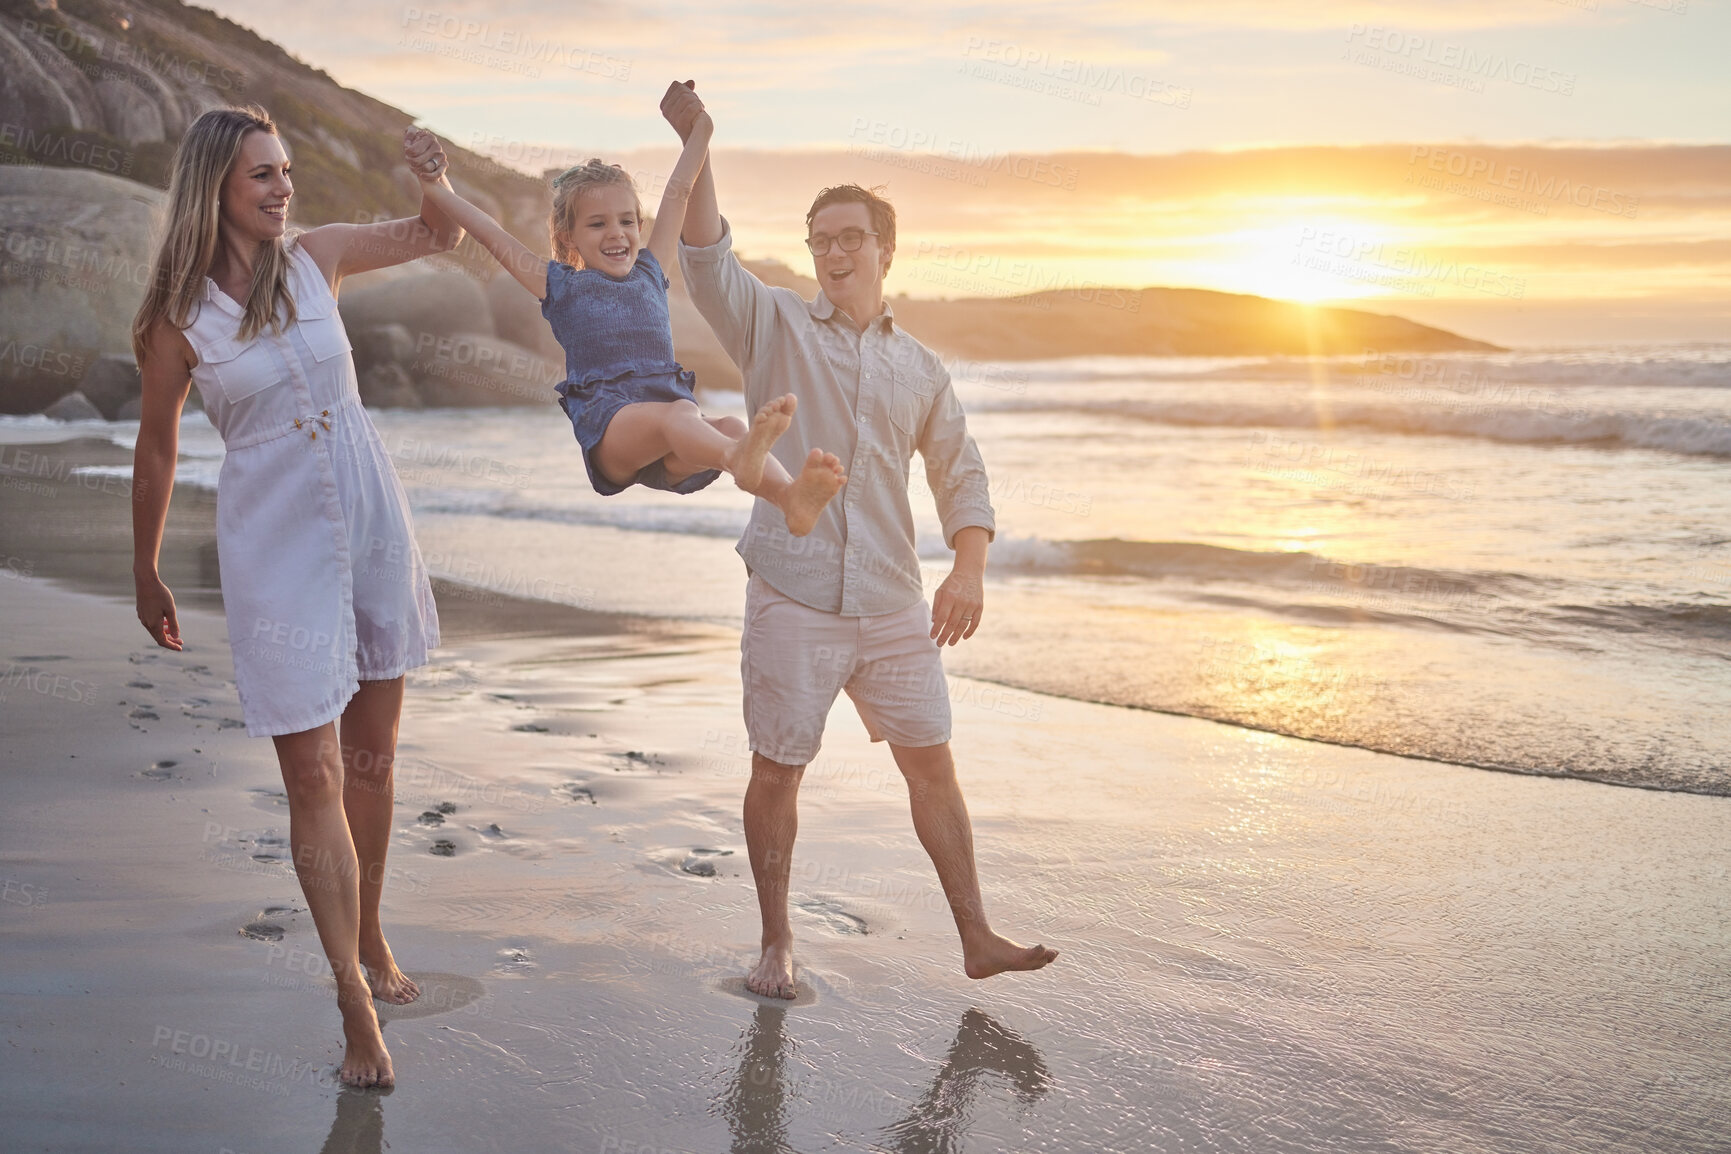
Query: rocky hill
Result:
<box><xmin>0</xmin><ymin>0</ymin><xmax>1497</xmax><ymax>420</ymax></box>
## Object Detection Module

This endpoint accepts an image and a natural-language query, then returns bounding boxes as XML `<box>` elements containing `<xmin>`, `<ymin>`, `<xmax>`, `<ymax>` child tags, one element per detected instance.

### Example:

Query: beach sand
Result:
<box><xmin>2</xmin><ymin>438</ymin><xmax>1729</xmax><ymax>1153</ymax></box>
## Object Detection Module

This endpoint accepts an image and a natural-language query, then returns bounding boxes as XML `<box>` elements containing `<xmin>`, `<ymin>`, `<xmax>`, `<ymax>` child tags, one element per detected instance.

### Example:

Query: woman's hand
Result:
<box><xmin>403</xmin><ymin>126</ymin><xmax>448</xmax><ymax>183</ymax></box>
<box><xmin>135</xmin><ymin>571</ymin><xmax>183</xmax><ymax>651</ymax></box>
<box><xmin>660</xmin><ymin>80</ymin><xmax>707</xmax><ymax>143</ymax></box>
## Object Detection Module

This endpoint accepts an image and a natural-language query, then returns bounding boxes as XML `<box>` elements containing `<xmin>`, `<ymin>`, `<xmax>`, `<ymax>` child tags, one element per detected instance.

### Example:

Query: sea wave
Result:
<box><xmin>973</xmin><ymin>394</ymin><xmax>1731</xmax><ymax>459</ymax></box>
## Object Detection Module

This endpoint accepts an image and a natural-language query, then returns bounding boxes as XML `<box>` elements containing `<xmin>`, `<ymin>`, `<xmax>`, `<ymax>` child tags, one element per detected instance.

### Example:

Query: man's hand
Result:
<box><xmin>932</xmin><ymin>526</ymin><xmax>990</xmax><ymax>646</ymax></box>
<box><xmin>660</xmin><ymin>80</ymin><xmax>707</xmax><ymax>143</ymax></box>
<box><xmin>931</xmin><ymin>571</ymin><xmax>983</xmax><ymax>646</ymax></box>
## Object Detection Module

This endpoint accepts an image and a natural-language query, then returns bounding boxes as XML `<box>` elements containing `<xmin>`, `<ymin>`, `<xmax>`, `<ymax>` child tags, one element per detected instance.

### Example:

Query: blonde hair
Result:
<box><xmin>548</xmin><ymin>158</ymin><xmax>641</xmax><ymax>268</ymax></box>
<box><xmin>132</xmin><ymin>106</ymin><xmax>296</xmax><ymax>364</ymax></box>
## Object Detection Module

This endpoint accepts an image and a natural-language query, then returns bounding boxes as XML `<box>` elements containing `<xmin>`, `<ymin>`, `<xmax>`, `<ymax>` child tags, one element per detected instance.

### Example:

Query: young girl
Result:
<box><xmin>405</xmin><ymin>84</ymin><xmax>845</xmax><ymax>536</ymax></box>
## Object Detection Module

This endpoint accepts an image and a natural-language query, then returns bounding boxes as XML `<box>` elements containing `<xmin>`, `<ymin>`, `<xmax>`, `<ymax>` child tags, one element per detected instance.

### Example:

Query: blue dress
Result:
<box><xmin>540</xmin><ymin>249</ymin><xmax>721</xmax><ymax>496</ymax></box>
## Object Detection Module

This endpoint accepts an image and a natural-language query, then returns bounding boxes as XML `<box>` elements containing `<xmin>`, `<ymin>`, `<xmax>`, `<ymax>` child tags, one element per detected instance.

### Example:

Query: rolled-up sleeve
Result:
<box><xmin>919</xmin><ymin>368</ymin><xmax>997</xmax><ymax>549</ymax></box>
<box><xmin>678</xmin><ymin>218</ymin><xmax>777</xmax><ymax>378</ymax></box>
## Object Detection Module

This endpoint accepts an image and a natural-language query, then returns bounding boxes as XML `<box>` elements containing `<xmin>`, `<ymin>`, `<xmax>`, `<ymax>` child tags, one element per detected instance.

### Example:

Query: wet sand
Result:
<box><xmin>2</xmin><ymin>439</ymin><xmax>1729</xmax><ymax>1153</ymax></box>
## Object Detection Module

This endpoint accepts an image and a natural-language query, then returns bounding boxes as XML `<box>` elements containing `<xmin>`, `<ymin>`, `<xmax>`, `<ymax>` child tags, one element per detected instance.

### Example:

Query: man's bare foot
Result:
<box><xmin>360</xmin><ymin>938</ymin><xmax>420</xmax><ymax>1005</ymax></box>
<box><xmin>725</xmin><ymin>394</ymin><xmax>796</xmax><ymax>493</ymax></box>
<box><xmin>338</xmin><ymin>998</ymin><xmax>396</xmax><ymax>1088</ymax></box>
<box><xmin>745</xmin><ymin>941</ymin><xmax>798</xmax><ymax>999</ymax></box>
<box><xmin>962</xmin><ymin>932</ymin><xmax>1059</xmax><ymax>980</ymax></box>
<box><xmin>779</xmin><ymin>449</ymin><xmax>846</xmax><ymax>537</ymax></box>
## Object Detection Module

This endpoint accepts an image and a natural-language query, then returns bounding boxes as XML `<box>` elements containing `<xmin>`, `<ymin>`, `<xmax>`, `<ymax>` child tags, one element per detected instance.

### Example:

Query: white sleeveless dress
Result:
<box><xmin>183</xmin><ymin>238</ymin><xmax>439</xmax><ymax>737</ymax></box>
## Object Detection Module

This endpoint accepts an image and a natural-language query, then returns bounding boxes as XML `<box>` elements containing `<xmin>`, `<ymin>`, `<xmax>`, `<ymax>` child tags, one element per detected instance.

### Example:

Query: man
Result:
<box><xmin>668</xmin><ymin>82</ymin><xmax>1057</xmax><ymax>998</ymax></box>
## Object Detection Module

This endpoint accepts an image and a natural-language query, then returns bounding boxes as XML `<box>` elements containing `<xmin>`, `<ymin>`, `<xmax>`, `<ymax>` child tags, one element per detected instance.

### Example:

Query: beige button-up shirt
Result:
<box><xmin>681</xmin><ymin>220</ymin><xmax>996</xmax><ymax>617</ymax></box>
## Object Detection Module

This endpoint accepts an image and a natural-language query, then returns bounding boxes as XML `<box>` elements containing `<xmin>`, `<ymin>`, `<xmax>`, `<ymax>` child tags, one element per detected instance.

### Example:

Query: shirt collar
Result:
<box><xmin>808</xmin><ymin>291</ymin><xmax>897</xmax><ymax>334</ymax></box>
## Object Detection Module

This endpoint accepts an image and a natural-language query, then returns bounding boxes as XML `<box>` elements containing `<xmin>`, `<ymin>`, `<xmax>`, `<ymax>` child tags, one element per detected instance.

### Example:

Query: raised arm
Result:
<box><xmin>297</xmin><ymin>129</ymin><xmax>468</xmax><ymax>290</ymax></box>
<box><xmin>132</xmin><ymin>319</ymin><xmax>195</xmax><ymax>651</ymax></box>
<box><xmin>647</xmin><ymin>81</ymin><xmax>714</xmax><ymax>269</ymax></box>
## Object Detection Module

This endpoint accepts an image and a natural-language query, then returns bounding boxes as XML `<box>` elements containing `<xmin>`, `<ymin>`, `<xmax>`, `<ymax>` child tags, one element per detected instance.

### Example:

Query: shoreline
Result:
<box><xmin>6</xmin><ymin>431</ymin><xmax>1721</xmax><ymax>799</ymax></box>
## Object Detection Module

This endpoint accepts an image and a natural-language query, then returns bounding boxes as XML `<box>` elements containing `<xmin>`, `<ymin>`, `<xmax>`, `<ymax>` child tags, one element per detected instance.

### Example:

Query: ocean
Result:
<box><xmin>17</xmin><ymin>343</ymin><xmax>1731</xmax><ymax>795</ymax></box>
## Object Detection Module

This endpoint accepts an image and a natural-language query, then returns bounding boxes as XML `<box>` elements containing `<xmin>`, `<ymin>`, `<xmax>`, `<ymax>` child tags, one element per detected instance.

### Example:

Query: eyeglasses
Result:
<box><xmin>805</xmin><ymin>228</ymin><xmax>879</xmax><ymax>256</ymax></box>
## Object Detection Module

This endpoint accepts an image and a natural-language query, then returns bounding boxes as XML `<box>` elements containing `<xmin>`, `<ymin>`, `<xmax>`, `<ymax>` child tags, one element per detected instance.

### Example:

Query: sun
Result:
<box><xmin>1174</xmin><ymin>220</ymin><xmax>1401</xmax><ymax>305</ymax></box>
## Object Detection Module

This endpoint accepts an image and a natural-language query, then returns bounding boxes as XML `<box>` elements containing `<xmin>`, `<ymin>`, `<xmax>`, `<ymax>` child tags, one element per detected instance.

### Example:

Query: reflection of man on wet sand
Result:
<box><xmin>668</xmin><ymin>81</ymin><xmax>1057</xmax><ymax>998</ymax></box>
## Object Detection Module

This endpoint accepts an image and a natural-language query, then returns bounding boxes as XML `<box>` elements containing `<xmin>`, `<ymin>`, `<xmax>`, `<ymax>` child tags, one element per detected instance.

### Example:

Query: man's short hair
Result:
<box><xmin>806</xmin><ymin>184</ymin><xmax>896</xmax><ymax>253</ymax></box>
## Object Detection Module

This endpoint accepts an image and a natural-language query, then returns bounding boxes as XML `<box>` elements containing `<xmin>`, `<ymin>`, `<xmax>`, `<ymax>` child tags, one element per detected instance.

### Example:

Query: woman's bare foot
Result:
<box><xmin>961</xmin><ymin>932</ymin><xmax>1059</xmax><ymax>980</ymax></box>
<box><xmin>338</xmin><ymin>993</ymin><xmax>396</xmax><ymax>1088</ymax></box>
<box><xmin>778</xmin><ymin>449</ymin><xmax>846</xmax><ymax>537</ymax></box>
<box><xmin>360</xmin><ymin>938</ymin><xmax>420</xmax><ymax>1005</ymax></box>
<box><xmin>725</xmin><ymin>394</ymin><xmax>796</xmax><ymax>493</ymax></box>
<box><xmin>746</xmin><ymin>940</ymin><xmax>798</xmax><ymax>999</ymax></box>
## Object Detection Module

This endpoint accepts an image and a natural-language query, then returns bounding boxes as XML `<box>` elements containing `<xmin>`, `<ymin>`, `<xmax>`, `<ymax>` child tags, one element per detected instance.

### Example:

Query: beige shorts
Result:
<box><xmin>741</xmin><ymin>573</ymin><xmax>952</xmax><ymax>766</ymax></box>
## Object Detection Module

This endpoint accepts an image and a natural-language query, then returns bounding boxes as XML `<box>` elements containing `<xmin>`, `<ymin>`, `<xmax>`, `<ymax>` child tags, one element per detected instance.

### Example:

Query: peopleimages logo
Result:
<box><xmin>1344</xmin><ymin>25</ymin><xmax>1576</xmax><ymax>95</ymax></box>
<box><xmin>1406</xmin><ymin>147</ymin><xmax>1640</xmax><ymax>219</ymax></box>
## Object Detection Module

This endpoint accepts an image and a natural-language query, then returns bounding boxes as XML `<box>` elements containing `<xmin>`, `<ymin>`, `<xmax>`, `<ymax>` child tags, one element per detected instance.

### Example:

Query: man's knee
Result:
<box><xmin>751</xmin><ymin>752</ymin><xmax>806</xmax><ymax>790</ymax></box>
<box><xmin>890</xmin><ymin>741</ymin><xmax>955</xmax><ymax>785</ymax></box>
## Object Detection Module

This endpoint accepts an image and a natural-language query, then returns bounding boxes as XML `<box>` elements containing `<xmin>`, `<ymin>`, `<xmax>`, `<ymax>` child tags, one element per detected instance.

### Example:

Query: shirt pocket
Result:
<box><xmin>888</xmin><ymin>366</ymin><xmax>935</xmax><ymax>439</ymax></box>
<box><xmin>297</xmin><ymin>296</ymin><xmax>354</xmax><ymax>365</ymax></box>
<box><xmin>200</xmin><ymin>336</ymin><xmax>282</xmax><ymax>403</ymax></box>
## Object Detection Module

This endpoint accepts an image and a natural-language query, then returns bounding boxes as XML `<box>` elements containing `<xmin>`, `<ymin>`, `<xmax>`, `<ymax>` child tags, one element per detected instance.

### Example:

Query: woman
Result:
<box><xmin>131</xmin><ymin>106</ymin><xmax>461</xmax><ymax>1088</ymax></box>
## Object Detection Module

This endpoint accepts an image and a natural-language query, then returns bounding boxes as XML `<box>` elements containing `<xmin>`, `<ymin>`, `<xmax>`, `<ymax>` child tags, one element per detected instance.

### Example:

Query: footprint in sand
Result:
<box><xmin>493</xmin><ymin>947</ymin><xmax>536</xmax><ymax>975</ymax></box>
<box><xmin>251</xmin><ymin>834</ymin><xmax>287</xmax><ymax>862</ymax></box>
<box><xmin>557</xmin><ymin>783</ymin><xmax>596</xmax><ymax>805</ymax></box>
<box><xmin>136</xmin><ymin>759</ymin><xmax>177</xmax><ymax>780</ymax></box>
<box><xmin>794</xmin><ymin>897</ymin><xmax>869</xmax><ymax>936</ymax></box>
<box><xmin>429</xmin><ymin>838</ymin><xmax>457</xmax><ymax>856</ymax></box>
<box><xmin>239</xmin><ymin>904</ymin><xmax>305</xmax><ymax>941</ymax></box>
<box><xmin>681</xmin><ymin>847</ymin><xmax>735</xmax><ymax>878</ymax></box>
<box><xmin>417</xmin><ymin>810</ymin><xmax>445</xmax><ymax>826</ymax></box>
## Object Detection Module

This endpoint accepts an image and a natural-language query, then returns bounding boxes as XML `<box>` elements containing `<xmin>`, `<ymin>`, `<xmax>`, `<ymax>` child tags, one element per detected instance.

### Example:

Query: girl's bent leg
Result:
<box><xmin>595</xmin><ymin>400</ymin><xmax>730</xmax><ymax>487</ymax></box>
<box><xmin>273</xmin><ymin>723</ymin><xmax>395</xmax><ymax>1088</ymax></box>
<box><xmin>340</xmin><ymin>677</ymin><xmax>419</xmax><ymax>1005</ymax></box>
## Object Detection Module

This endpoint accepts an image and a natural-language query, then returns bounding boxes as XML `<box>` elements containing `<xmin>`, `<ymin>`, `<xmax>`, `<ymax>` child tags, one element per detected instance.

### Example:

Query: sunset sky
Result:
<box><xmin>202</xmin><ymin>0</ymin><xmax>1729</xmax><ymax>345</ymax></box>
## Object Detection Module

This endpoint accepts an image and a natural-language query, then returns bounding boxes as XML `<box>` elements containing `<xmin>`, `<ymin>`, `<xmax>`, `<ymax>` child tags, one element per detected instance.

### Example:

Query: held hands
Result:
<box><xmin>930</xmin><ymin>571</ymin><xmax>983</xmax><ymax>647</ymax></box>
<box><xmin>403</xmin><ymin>126</ymin><xmax>449</xmax><ymax>184</ymax></box>
<box><xmin>659</xmin><ymin>80</ymin><xmax>711</xmax><ymax>143</ymax></box>
<box><xmin>136</xmin><ymin>572</ymin><xmax>183</xmax><ymax>651</ymax></box>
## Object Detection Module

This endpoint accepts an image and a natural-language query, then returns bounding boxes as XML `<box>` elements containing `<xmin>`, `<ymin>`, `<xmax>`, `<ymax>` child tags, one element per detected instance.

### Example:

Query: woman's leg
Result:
<box><xmin>273</xmin><ymin>723</ymin><xmax>394</xmax><ymax>1088</ymax></box>
<box><xmin>339</xmin><ymin>677</ymin><xmax>419</xmax><ymax>1005</ymax></box>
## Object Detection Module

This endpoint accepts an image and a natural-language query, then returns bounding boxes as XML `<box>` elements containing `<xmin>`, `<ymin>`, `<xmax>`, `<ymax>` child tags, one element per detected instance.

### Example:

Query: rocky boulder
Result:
<box><xmin>78</xmin><ymin>353</ymin><xmax>141</xmax><ymax>419</ymax></box>
<box><xmin>0</xmin><ymin>167</ymin><xmax>163</xmax><ymax>414</ymax></box>
<box><xmin>337</xmin><ymin>268</ymin><xmax>495</xmax><ymax>349</ymax></box>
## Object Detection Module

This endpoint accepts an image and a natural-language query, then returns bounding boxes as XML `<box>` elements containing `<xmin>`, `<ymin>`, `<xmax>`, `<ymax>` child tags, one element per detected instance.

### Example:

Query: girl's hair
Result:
<box><xmin>131</xmin><ymin>105</ymin><xmax>296</xmax><ymax>365</ymax></box>
<box><xmin>548</xmin><ymin>158</ymin><xmax>641</xmax><ymax>268</ymax></box>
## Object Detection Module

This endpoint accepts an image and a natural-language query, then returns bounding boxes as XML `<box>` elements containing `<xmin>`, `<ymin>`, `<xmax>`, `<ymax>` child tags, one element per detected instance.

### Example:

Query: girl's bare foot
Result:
<box><xmin>338</xmin><ymin>991</ymin><xmax>396</xmax><ymax>1088</ymax></box>
<box><xmin>360</xmin><ymin>938</ymin><xmax>420</xmax><ymax>1005</ymax></box>
<box><xmin>725</xmin><ymin>394</ymin><xmax>796</xmax><ymax>492</ymax></box>
<box><xmin>961</xmin><ymin>932</ymin><xmax>1059</xmax><ymax>980</ymax></box>
<box><xmin>780</xmin><ymin>449</ymin><xmax>846</xmax><ymax>537</ymax></box>
<box><xmin>746</xmin><ymin>940</ymin><xmax>798</xmax><ymax>999</ymax></box>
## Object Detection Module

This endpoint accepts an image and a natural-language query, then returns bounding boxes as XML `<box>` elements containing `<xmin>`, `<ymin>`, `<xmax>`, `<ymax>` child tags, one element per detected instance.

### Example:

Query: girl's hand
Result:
<box><xmin>136</xmin><ymin>572</ymin><xmax>183</xmax><ymax>651</ymax></box>
<box><xmin>660</xmin><ymin>80</ymin><xmax>706</xmax><ymax>142</ymax></box>
<box><xmin>404</xmin><ymin>127</ymin><xmax>448</xmax><ymax>183</ymax></box>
